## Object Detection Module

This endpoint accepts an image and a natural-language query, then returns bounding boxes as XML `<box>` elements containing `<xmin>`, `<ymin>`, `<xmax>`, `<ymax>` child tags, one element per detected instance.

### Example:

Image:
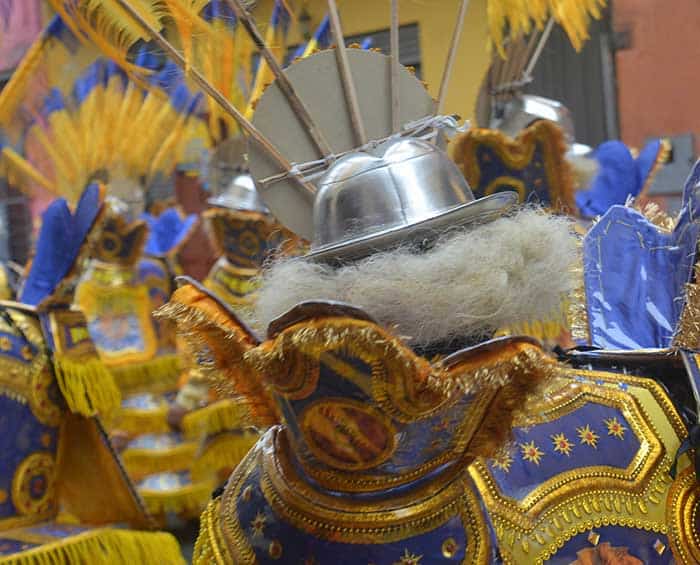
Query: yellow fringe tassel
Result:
<box><xmin>182</xmin><ymin>399</ymin><xmax>252</xmax><ymax>440</ymax></box>
<box><xmin>113</xmin><ymin>405</ymin><xmax>170</xmax><ymax>435</ymax></box>
<box><xmin>140</xmin><ymin>479</ymin><xmax>214</xmax><ymax>519</ymax></box>
<box><xmin>191</xmin><ymin>431</ymin><xmax>259</xmax><ymax>483</ymax></box>
<box><xmin>53</xmin><ymin>355</ymin><xmax>121</xmax><ymax>418</ymax></box>
<box><xmin>0</xmin><ymin>528</ymin><xmax>185</xmax><ymax>565</ymax></box>
<box><xmin>110</xmin><ymin>355</ymin><xmax>181</xmax><ymax>395</ymax></box>
<box><xmin>121</xmin><ymin>441</ymin><xmax>199</xmax><ymax>479</ymax></box>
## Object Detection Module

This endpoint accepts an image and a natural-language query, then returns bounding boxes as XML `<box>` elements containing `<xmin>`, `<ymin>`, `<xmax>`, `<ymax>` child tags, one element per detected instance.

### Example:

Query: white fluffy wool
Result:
<box><xmin>254</xmin><ymin>208</ymin><xmax>578</xmax><ymax>346</ymax></box>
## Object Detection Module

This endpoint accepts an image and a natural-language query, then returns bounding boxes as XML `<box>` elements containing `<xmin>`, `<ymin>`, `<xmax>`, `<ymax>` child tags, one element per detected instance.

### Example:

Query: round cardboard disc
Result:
<box><xmin>248</xmin><ymin>48</ymin><xmax>436</xmax><ymax>239</ymax></box>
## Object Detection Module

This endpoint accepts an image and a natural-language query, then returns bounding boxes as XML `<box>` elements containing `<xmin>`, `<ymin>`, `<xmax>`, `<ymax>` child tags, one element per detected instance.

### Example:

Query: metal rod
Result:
<box><xmin>327</xmin><ymin>0</ymin><xmax>367</xmax><ymax>145</ymax></box>
<box><xmin>224</xmin><ymin>0</ymin><xmax>332</xmax><ymax>157</ymax></box>
<box><xmin>522</xmin><ymin>17</ymin><xmax>555</xmax><ymax>80</ymax></box>
<box><xmin>437</xmin><ymin>0</ymin><xmax>470</xmax><ymax>113</ymax></box>
<box><xmin>112</xmin><ymin>0</ymin><xmax>316</xmax><ymax>195</ymax></box>
<box><xmin>390</xmin><ymin>0</ymin><xmax>400</xmax><ymax>132</ymax></box>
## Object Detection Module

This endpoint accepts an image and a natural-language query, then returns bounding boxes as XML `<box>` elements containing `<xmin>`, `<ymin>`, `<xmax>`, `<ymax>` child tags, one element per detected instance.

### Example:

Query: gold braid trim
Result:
<box><xmin>673</xmin><ymin>263</ymin><xmax>700</xmax><ymax>350</ymax></box>
<box><xmin>567</xmin><ymin>237</ymin><xmax>590</xmax><ymax>344</ymax></box>
<box><xmin>0</xmin><ymin>528</ymin><xmax>185</xmax><ymax>565</ymax></box>
<box><xmin>666</xmin><ymin>466</ymin><xmax>700</xmax><ymax>564</ymax></box>
<box><xmin>53</xmin><ymin>355</ymin><xmax>121</xmax><ymax>418</ymax></box>
<box><xmin>193</xmin><ymin>498</ymin><xmax>231</xmax><ymax>565</ymax></box>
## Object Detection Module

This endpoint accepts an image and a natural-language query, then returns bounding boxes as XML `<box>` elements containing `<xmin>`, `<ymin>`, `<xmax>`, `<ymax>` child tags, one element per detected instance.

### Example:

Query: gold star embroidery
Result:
<box><xmin>491</xmin><ymin>451</ymin><xmax>514</xmax><ymax>473</ymax></box>
<box><xmin>250</xmin><ymin>511</ymin><xmax>266</xmax><ymax>538</ymax></box>
<box><xmin>604</xmin><ymin>417</ymin><xmax>627</xmax><ymax>440</ymax></box>
<box><xmin>551</xmin><ymin>433</ymin><xmax>573</xmax><ymax>456</ymax></box>
<box><xmin>520</xmin><ymin>441</ymin><xmax>544</xmax><ymax>465</ymax></box>
<box><xmin>393</xmin><ymin>549</ymin><xmax>422</xmax><ymax>565</ymax></box>
<box><xmin>577</xmin><ymin>424</ymin><xmax>600</xmax><ymax>448</ymax></box>
<box><xmin>0</xmin><ymin>337</ymin><xmax>11</xmax><ymax>351</ymax></box>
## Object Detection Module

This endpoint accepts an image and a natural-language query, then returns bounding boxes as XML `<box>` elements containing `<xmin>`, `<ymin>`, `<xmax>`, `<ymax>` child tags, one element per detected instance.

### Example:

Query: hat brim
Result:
<box><xmin>307</xmin><ymin>191</ymin><xmax>518</xmax><ymax>264</ymax></box>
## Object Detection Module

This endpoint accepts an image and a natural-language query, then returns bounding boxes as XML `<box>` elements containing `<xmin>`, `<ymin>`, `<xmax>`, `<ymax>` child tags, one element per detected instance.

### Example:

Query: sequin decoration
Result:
<box><xmin>11</xmin><ymin>453</ymin><xmax>56</xmax><ymax>517</ymax></box>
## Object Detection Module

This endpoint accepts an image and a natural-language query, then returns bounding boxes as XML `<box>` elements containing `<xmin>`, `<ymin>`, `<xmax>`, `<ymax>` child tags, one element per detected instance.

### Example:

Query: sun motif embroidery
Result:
<box><xmin>551</xmin><ymin>433</ymin><xmax>573</xmax><ymax>456</ymax></box>
<box><xmin>393</xmin><ymin>549</ymin><xmax>422</xmax><ymax>565</ymax></box>
<box><xmin>250</xmin><ymin>511</ymin><xmax>266</xmax><ymax>538</ymax></box>
<box><xmin>577</xmin><ymin>424</ymin><xmax>600</xmax><ymax>448</ymax></box>
<box><xmin>520</xmin><ymin>441</ymin><xmax>544</xmax><ymax>465</ymax></box>
<box><xmin>604</xmin><ymin>417</ymin><xmax>627</xmax><ymax>440</ymax></box>
<box><xmin>491</xmin><ymin>451</ymin><xmax>514</xmax><ymax>473</ymax></box>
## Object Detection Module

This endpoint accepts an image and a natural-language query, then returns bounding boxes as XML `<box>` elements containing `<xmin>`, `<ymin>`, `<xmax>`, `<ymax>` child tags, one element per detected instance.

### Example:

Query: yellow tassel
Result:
<box><xmin>140</xmin><ymin>479</ymin><xmax>214</xmax><ymax>519</ymax></box>
<box><xmin>110</xmin><ymin>354</ymin><xmax>181</xmax><ymax>395</ymax></box>
<box><xmin>0</xmin><ymin>527</ymin><xmax>185</xmax><ymax>565</ymax></box>
<box><xmin>122</xmin><ymin>441</ymin><xmax>199</xmax><ymax>479</ymax></box>
<box><xmin>191</xmin><ymin>431</ymin><xmax>259</xmax><ymax>483</ymax></box>
<box><xmin>53</xmin><ymin>355</ymin><xmax>121</xmax><ymax>418</ymax></box>
<box><xmin>182</xmin><ymin>399</ymin><xmax>253</xmax><ymax>439</ymax></box>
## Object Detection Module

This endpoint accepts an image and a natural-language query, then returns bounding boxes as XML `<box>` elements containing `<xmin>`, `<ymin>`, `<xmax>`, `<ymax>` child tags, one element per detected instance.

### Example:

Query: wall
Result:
<box><xmin>614</xmin><ymin>0</ymin><xmax>700</xmax><ymax>148</ymax></box>
<box><xmin>257</xmin><ymin>0</ymin><xmax>492</xmax><ymax>122</ymax></box>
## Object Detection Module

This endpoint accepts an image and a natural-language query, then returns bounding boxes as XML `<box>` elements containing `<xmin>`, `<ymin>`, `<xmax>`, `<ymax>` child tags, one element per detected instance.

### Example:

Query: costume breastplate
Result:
<box><xmin>470</xmin><ymin>368</ymin><xmax>695</xmax><ymax>564</ymax></box>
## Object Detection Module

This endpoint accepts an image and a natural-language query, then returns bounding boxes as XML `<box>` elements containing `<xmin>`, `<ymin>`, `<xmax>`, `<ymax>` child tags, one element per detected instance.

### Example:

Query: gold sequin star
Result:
<box><xmin>604</xmin><ymin>417</ymin><xmax>627</xmax><ymax>440</ymax></box>
<box><xmin>520</xmin><ymin>441</ymin><xmax>544</xmax><ymax>465</ymax></box>
<box><xmin>551</xmin><ymin>433</ymin><xmax>573</xmax><ymax>456</ymax></box>
<box><xmin>393</xmin><ymin>549</ymin><xmax>422</xmax><ymax>565</ymax></box>
<box><xmin>250</xmin><ymin>511</ymin><xmax>266</xmax><ymax>538</ymax></box>
<box><xmin>577</xmin><ymin>424</ymin><xmax>600</xmax><ymax>448</ymax></box>
<box><xmin>491</xmin><ymin>451</ymin><xmax>514</xmax><ymax>472</ymax></box>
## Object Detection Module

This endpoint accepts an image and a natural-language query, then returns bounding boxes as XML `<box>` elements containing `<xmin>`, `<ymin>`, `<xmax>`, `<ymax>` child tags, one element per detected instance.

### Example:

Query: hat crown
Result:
<box><xmin>208</xmin><ymin>173</ymin><xmax>269</xmax><ymax>213</ymax></box>
<box><xmin>313</xmin><ymin>138</ymin><xmax>474</xmax><ymax>252</ymax></box>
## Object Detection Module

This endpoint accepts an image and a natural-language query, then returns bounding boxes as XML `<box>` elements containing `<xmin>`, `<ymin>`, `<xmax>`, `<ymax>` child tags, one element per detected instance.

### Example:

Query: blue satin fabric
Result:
<box><xmin>141</xmin><ymin>208</ymin><xmax>197</xmax><ymax>257</ymax></box>
<box><xmin>581</xmin><ymin>160</ymin><xmax>700</xmax><ymax>349</ymax></box>
<box><xmin>20</xmin><ymin>183</ymin><xmax>102</xmax><ymax>306</ymax></box>
<box><xmin>575</xmin><ymin>139</ymin><xmax>663</xmax><ymax>218</ymax></box>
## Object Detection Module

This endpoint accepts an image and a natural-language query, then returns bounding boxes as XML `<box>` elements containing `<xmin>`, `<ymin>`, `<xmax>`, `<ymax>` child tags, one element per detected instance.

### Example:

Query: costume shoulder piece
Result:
<box><xmin>571</xmin><ymin>160</ymin><xmax>700</xmax><ymax>349</ymax></box>
<box><xmin>470</xmin><ymin>366</ymin><xmax>691</xmax><ymax>564</ymax></box>
<box><xmin>164</xmin><ymin>280</ymin><xmax>560</xmax><ymax>563</ymax></box>
<box><xmin>453</xmin><ymin>120</ymin><xmax>575</xmax><ymax>212</ymax></box>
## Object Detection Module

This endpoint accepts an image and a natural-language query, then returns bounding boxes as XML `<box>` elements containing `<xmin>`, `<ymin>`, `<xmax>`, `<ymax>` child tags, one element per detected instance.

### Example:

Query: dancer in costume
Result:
<box><xmin>162</xmin><ymin>26</ymin><xmax>694</xmax><ymax>565</ymax></box>
<box><xmin>0</xmin><ymin>183</ymin><xmax>184</xmax><ymax>564</ymax></box>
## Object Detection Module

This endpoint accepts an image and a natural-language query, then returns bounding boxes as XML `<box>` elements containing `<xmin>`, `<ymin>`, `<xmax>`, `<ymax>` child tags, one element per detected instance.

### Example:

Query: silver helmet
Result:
<box><xmin>207</xmin><ymin>173</ymin><xmax>269</xmax><ymax>213</ymax></box>
<box><xmin>307</xmin><ymin>138</ymin><xmax>516</xmax><ymax>264</ymax></box>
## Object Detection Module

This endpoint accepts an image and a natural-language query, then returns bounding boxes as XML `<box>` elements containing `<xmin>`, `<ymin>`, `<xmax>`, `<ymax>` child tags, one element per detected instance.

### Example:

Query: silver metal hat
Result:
<box><xmin>307</xmin><ymin>138</ymin><xmax>517</xmax><ymax>263</ymax></box>
<box><xmin>207</xmin><ymin>173</ymin><xmax>270</xmax><ymax>213</ymax></box>
<box><xmin>491</xmin><ymin>95</ymin><xmax>576</xmax><ymax>143</ymax></box>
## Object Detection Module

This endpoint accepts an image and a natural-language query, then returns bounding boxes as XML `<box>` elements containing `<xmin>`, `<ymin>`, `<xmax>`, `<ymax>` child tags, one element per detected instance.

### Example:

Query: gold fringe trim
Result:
<box><xmin>110</xmin><ymin>355</ymin><xmax>181</xmax><ymax>395</ymax></box>
<box><xmin>140</xmin><ymin>479</ymin><xmax>214</xmax><ymax>519</ymax></box>
<box><xmin>191</xmin><ymin>431</ymin><xmax>259</xmax><ymax>483</ymax></box>
<box><xmin>112</xmin><ymin>405</ymin><xmax>170</xmax><ymax>435</ymax></box>
<box><xmin>0</xmin><ymin>528</ymin><xmax>185</xmax><ymax>565</ymax></box>
<box><xmin>673</xmin><ymin>263</ymin><xmax>700</xmax><ymax>350</ymax></box>
<box><xmin>182</xmin><ymin>399</ymin><xmax>252</xmax><ymax>440</ymax></box>
<box><xmin>121</xmin><ymin>441</ymin><xmax>198</xmax><ymax>479</ymax></box>
<box><xmin>497</xmin><ymin>302</ymin><xmax>568</xmax><ymax>342</ymax></box>
<box><xmin>158</xmin><ymin>287</ymin><xmax>277</xmax><ymax>427</ymax></box>
<box><xmin>567</xmin><ymin>238</ymin><xmax>590</xmax><ymax>344</ymax></box>
<box><xmin>53</xmin><ymin>355</ymin><xmax>121</xmax><ymax>418</ymax></box>
<box><xmin>635</xmin><ymin>201</ymin><xmax>675</xmax><ymax>233</ymax></box>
